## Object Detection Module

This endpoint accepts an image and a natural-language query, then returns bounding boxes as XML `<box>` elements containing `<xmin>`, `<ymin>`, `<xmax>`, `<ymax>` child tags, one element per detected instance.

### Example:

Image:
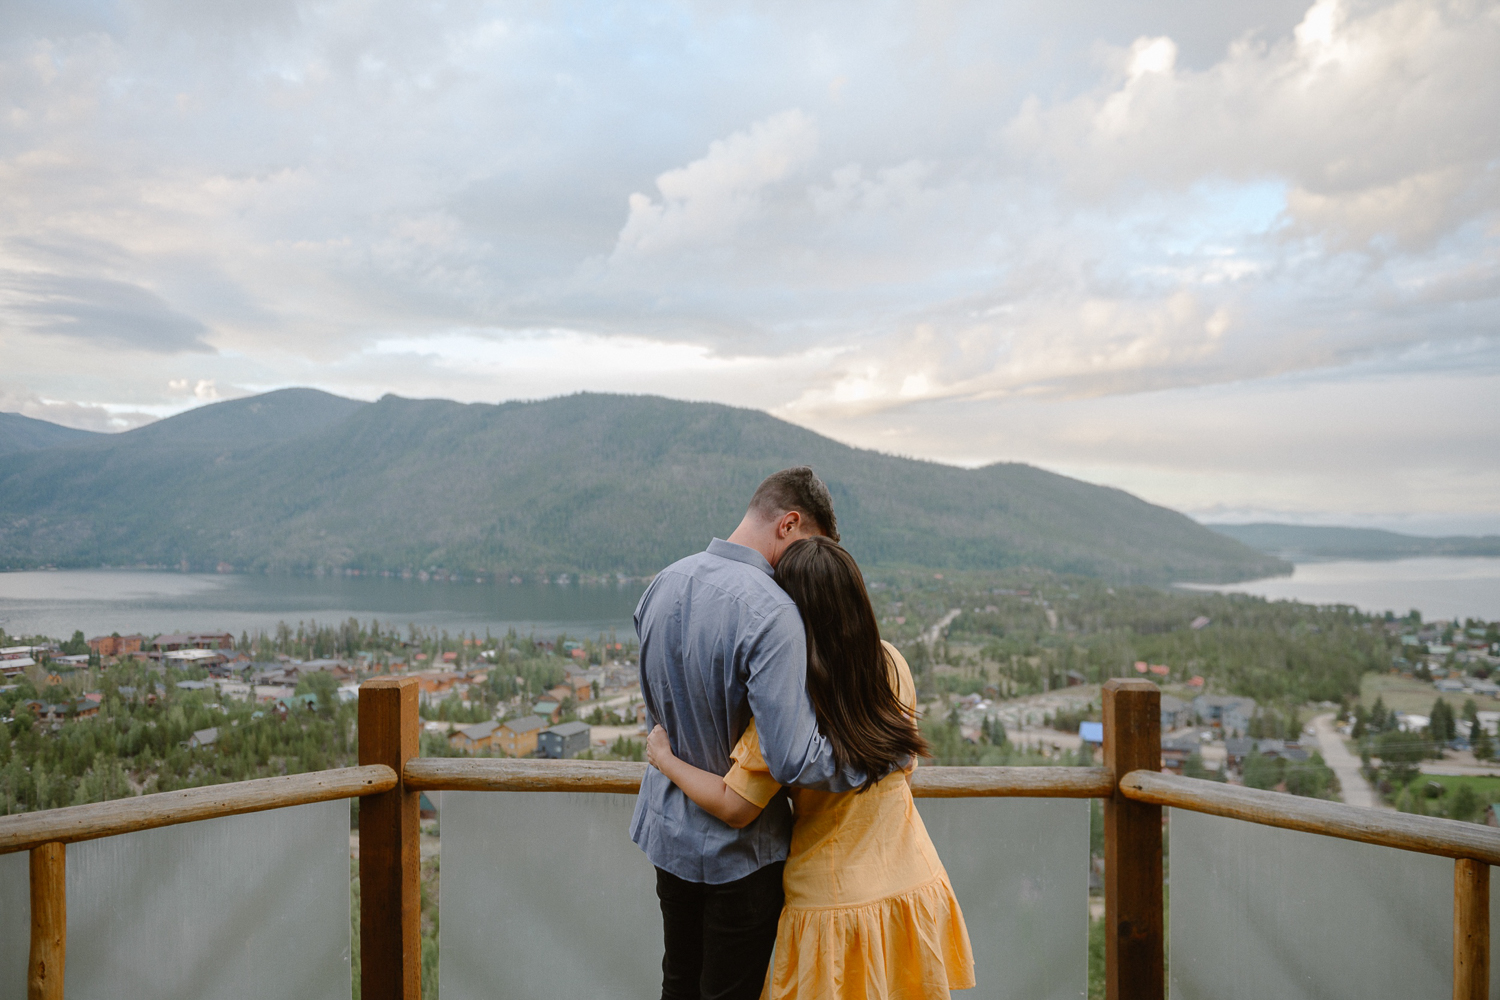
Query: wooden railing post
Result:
<box><xmin>1103</xmin><ymin>678</ymin><xmax>1163</xmax><ymax>1000</ymax></box>
<box><xmin>28</xmin><ymin>841</ymin><xmax>65</xmax><ymax>1000</ymax></box>
<box><xmin>1455</xmin><ymin>858</ymin><xmax>1489</xmax><ymax>1000</ymax></box>
<box><xmin>359</xmin><ymin>678</ymin><xmax>421</xmax><ymax>1000</ymax></box>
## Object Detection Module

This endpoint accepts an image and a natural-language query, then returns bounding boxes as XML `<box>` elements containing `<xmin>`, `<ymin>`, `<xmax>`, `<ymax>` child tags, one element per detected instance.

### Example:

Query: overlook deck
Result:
<box><xmin>2</xmin><ymin>677</ymin><xmax>1497</xmax><ymax>999</ymax></box>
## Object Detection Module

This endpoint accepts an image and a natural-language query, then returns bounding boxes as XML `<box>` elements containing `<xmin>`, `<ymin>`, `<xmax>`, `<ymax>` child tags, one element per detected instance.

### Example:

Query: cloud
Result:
<box><xmin>0</xmin><ymin>0</ymin><xmax>1496</xmax><ymax>527</ymax></box>
<box><xmin>613</xmin><ymin>110</ymin><xmax>819</xmax><ymax>258</ymax></box>
<box><xmin>0</xmin><ymin>384</ymin><xmax>157</xmax><ymax>432</ymax></box>
<box><xmin>0</xmin><ymin>270</ymin><xmax>214</xmax><ymax>352</ymax></box>
<box><xmin>1007</xmin><ymin>0</ymin><xmax>1500</xmax><ymax>251</ymax></box>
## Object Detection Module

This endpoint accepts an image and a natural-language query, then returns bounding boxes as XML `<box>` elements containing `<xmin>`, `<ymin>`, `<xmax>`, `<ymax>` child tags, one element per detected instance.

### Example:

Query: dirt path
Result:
<box><xmin>1312</xmin><ymin>713</ymin><xmax>1382</xmax><ymax>810</ymax></box>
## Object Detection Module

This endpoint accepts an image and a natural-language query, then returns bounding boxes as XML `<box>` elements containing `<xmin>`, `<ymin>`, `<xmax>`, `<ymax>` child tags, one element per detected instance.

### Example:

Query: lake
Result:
<box><xmin>0</xmin><ymin>570</ymin><xmax>646</xmax><ymax>642</ymax></box>
<box><xmin>1180</xmin><ymin>556</ymin><xmax>1500</xmax><ymax>622</ymax></box>
<box><xmin>6</xmin><ymin>557</ymin><xmax>1498</xmax><ymax>643</ymax></box>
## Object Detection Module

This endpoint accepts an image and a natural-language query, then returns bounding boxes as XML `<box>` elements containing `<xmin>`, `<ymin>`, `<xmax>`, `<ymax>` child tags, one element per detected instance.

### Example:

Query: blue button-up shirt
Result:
<box><xmin>630</xmin><ymin>538</ymin><xmax>866</xmax><ymax>884</ymax></box>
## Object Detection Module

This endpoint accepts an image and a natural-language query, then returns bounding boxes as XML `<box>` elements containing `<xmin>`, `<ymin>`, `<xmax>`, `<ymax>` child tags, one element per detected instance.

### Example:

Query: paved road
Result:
<box><xmin>1311</xmin><ymin>713</ymin><xmax>1382</xmax><ymax>810</ymax></box>
<box><xmin>922</xmin><ymin>609</ymin><xmax>961</xmax><ymax>646</ymax></box>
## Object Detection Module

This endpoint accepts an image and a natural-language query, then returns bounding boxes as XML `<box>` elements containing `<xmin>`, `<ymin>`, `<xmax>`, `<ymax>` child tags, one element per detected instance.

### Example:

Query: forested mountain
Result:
<box><xmin>0</xmin><ymin>411</ymin><xmax>99</xmax><ymax>457</ymax></box>
<box><xmin>0</xmin><ymin>389</ymin><xmax>1287</xmax><ymax>583</ymax></box>
<box><xmin>1209</xmin><ymin>523</ymin><xmax>1500</xmax><ymax>560</ymax></box>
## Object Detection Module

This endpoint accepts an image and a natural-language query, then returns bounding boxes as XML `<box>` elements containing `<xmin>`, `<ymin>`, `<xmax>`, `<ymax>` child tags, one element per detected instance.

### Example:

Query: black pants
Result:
<box><xmin>656</xmin><ymin>861</ymin><xmax>785</xmax><ymax>1000</ymax></box>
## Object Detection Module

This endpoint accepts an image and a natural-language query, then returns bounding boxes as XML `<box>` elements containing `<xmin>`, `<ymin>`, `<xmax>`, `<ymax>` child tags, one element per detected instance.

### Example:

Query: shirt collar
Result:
<box><xmin>706</xmin><ymin>537</ymin><xmax>774</xmax><ymax>577</ymax></box>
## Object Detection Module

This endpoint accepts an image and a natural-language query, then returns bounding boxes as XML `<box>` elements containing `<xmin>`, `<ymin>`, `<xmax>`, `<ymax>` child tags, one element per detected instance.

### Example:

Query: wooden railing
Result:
<box><xmin>3</xmin><ymin>674</ymin><xmax>1498</xmax><ymax>1000</ymax></box>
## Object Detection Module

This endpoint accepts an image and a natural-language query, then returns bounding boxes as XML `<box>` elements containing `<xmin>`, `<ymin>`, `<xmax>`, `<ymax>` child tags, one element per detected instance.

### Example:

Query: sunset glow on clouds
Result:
<box><xmin>1</xmin><ymin>0</ymin><xmax>1497</xmax><ymax>530</ymax></box>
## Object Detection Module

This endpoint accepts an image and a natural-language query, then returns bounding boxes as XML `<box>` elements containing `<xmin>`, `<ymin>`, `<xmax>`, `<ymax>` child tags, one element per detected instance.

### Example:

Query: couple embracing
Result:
<box><xmin>631</xmin><ymin>467</ymin><xmax>975</xmax><ymax>1000</ymax></box>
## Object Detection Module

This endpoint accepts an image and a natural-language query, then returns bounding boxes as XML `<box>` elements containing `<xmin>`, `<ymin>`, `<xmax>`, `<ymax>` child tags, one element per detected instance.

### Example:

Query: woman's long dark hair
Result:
<box><xmin>774</xmin><ymin>536</ymin><xmax>928</xmax><ymax>791</ymax></box>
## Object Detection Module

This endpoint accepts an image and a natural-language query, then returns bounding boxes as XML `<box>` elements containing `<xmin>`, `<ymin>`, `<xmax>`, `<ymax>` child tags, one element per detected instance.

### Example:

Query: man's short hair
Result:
<box><xmin>748</xmin><ymin>467</ymin><xmax>839</xmax><ymax>542</ymax></box>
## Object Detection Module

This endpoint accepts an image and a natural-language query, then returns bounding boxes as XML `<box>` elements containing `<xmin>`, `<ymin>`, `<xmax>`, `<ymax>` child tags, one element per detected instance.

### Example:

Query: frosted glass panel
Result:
<box><xmin>441</xmin><ymin>791</ymin><xmax>662</xmax><ymax>999</ymax></box>
<box><xmin>441</xmin><ymin>791</ymin><xmax>1087</xmax><ymax>1000</ymax></box>
<box><xmin>919</xmin><ymin>797</ymin><xmax>1089</xmax><ymax>1000</ymax></box>
<box><xmin>0</xmin><ymin>800</ymin><xmax>350</xmax><ymax>1000</ymax></box>
<box><xmin>1171</xmin><ymin>808</ymin><xmax>1500</xmax><ymax>1000</ymax></box>
<box><xmin>0</xmin><ymin>851</ymin><xmax>26</xmax><ymax>996</ymax></box>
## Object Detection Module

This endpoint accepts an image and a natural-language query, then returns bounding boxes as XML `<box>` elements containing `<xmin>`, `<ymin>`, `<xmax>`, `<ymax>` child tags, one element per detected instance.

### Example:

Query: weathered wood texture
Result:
<box><xmin>402</xmin><ymin>757</ymin><xmax>1116</xmax><ymax>798</ymax></box>
<box><xmin>1455</xmin><ymin>859</ymin><xmax>1490</xmax><ymax>1000</ymax></box>
<box><xmin>912</xmin><ymin>766</ymin><xmax>1114</xmax><ymax>798</ymax></box>
<box><xmin>0</xmin><ymin>765</ymin><xmax>396</xmax><ymax>856</ymax></box>
<box><xmin>1120</xmin><ymin>770</ymin><xmax>1500</xmax><ymax>866</ymax></box>
<box><xmin>404</xmin><ymin>757</ymin><xmax>645</xmax><ymax>793</ymax></box>
<box><xmin>28</xmin><ymin>842</ymin><xmax>65</xmax><ymax>1000</ymax></box>
<box><xmin>1103</xmin><ymin>678</ymin><xmax>1163</xmax><ymax>1000</ymax></box>
<box><xmin>359</xmin><ymin>678</ymin><xmax>422</xmax><ymax>1000</ymax></box>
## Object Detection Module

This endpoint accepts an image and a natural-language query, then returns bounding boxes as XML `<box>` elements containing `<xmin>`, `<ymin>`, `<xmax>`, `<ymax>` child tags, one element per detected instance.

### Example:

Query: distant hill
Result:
<box><xmin>0</xmin><ymin>411</ymin><xmax>100</xmax><ymax>457</ymax></box>
<box><xmin>0</xmin><ymin>389</ymin><xmax>1288</xmax><ymax>583</ymax></box>
<box><xmin>1208</xmin><ymin>523</ymin><xmax>1500</xmax><ymax>561</ymax></box>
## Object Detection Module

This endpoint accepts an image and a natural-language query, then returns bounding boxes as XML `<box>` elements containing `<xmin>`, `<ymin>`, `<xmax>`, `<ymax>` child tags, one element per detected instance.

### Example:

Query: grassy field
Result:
<box><xmin>1358</xmin><ymin>672</ymin><xmax>1500</xmax><ymax>716</ymax></box>
<box><xmin>1418</xmin><ymin>773</ymin><xmax>1500</xmax><ymax>799</ymax></box>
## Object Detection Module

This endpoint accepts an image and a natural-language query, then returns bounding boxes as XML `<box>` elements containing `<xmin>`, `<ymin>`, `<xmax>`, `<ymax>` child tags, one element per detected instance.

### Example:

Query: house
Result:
<box><xmin>565</xmin><ymin>667</ymin><xmax>604</xmax><ymax>701</ymax></box>
<box><xmin>546</xmin><ymin>683</ymin><xmax>575</xmax><ymax>704</ymax></box>
<box><xmin>1253</xmin><ymin>738</ymin><xmax>1309</xmax><ymax>763</ymax></box>
<box><xmin>190</xmin><ymin>632</ymin><xmax>235</xmax><ymax>650</ymax></box>
<box><xmin>88</xmin><ymin>634</ymin><xmax>145</xmax><ymax>657</ymax></box>
<box><xmin>1160</xmin><ymin>695</ymin><xmax>1193</xmax><ymax>732</ymax></box>
<box><xmin>149</xmin><ymin>632</ymin><xmax>234</xmax><ymax>658</ymax></box>
<box><xmin>497</xmin><ymin>715</ymin><xmax>546</xmax><ymax>756</ymax></box>
<box><xmin>1224</xmin><ymin>737</ymin><xmax>1255</xmax><ymax>768</ymax></box>
<box><xmin>1</xmin><ymin>657</ymin><xmax>35</xmax><ymax>678</ymax></box>
<box><xmin>164</xmin><ymin>649</ymin><xmax>227</xmax><ymax>671</ymax></box>
<box><xmin>533</xmin><ymin>699</ymin><xmax>563</xmax><ymax>723</ymax></box>
<box><xmin>449</xmin><ymin>720</ymin><xmax>503</xmax><ymax>753</ymax></box>
<box><xmin>186</xmin><ymin>727</ymin><xmax>219</xmax><ymax>749</ymax></box>
<box><xmin>38</xmin><ymin>704</ymin><xmax>69</xmax><ymax>724</ymax></box>
<box><xmin>1193</xmin><ymin>695</ymin><xmax>1258</xmax><ymax>736</ymax></box>
<box><xmin>537</xmin><ymin>721</ymin><xmax>591</xmax><ymax>759</ymax></box>
<box><xmin>1160</xmin><ymin>735</ymin><xmax>1202</xmax><ymax>773</ymax></box>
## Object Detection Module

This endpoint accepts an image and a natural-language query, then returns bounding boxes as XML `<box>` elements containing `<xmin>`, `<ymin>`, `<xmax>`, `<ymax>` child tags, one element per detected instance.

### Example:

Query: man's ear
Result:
<box><xmin>776</xmin><ymin>510</ymin><xmax>802</xmax><ymax>538</ymax></box>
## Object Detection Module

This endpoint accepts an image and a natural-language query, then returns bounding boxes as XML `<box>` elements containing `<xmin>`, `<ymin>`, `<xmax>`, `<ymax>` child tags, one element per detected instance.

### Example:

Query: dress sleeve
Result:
<box><xmin>882</xmin><ymin>641</ymin><xmax>921</xmax><ymax>774</ymax></box>
<box><xmin>724</xmin><ymin>720</ymin><xmax>783</xmax><ymax>809</ymax></box>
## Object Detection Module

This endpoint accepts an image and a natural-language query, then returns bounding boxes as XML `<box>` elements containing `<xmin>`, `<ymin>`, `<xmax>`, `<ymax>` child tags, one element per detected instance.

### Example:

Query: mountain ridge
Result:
<box><xmin>0</xmin><ymin>411</ymin><xmax>101</xmax><ymax>457</ymax></box>
<box><xmin>0</xmin><ymin>389</ymin><xmax>1288</xmax><ymax>583</ymax></box>
<box><xmin>1208</xmin><ymin>523</ymin><xmax>1500</xmax><ymax>561</ymax></box>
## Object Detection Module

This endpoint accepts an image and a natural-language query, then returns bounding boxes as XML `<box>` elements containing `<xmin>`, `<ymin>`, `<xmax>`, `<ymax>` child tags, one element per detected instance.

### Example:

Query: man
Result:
<box><xmin>631</xmin><ymin>466</ymin><xmax>869</xmax><ymax>1000</ymax></box>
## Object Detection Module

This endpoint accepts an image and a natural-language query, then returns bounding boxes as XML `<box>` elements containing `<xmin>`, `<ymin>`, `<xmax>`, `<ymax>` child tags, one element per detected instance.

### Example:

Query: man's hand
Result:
<box><xmin>647</xmin><ymin>724</ymin><xmax>674</xmax><ymax>771</ymax></box>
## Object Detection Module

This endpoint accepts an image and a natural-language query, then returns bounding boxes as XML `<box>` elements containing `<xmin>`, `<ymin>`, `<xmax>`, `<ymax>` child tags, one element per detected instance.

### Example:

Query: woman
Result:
<box><xmin>646</xmin><ymin>535</ymin><xmax>975</xmax><ymax>1000</ymax></box>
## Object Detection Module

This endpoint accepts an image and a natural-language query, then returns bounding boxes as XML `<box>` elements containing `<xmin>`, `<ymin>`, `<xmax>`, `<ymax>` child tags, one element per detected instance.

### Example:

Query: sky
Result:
<box><xmin>1</xmin><ymin>0</ymin><xmax>1497</xmax><ymax>534</ymax></box>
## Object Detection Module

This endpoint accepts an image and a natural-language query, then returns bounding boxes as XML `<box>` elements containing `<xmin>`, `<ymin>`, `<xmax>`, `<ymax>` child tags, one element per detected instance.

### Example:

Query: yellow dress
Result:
<box><xmin>725</xmin><ymin>641</ymin><xmax>975</xmax><ymax>1000</ymax></box>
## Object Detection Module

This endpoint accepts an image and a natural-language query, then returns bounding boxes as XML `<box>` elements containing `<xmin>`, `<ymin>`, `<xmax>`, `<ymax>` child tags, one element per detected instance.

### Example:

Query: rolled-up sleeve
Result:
<box><xmin>745</xmin><ymin>605</ymin><xmax>867</xmax><ymax>792</ymax></box>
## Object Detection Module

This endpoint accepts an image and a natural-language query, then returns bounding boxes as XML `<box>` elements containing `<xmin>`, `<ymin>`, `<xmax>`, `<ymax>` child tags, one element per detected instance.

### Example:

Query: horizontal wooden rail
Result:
<box><xmin>404</xmin><ymin>757</ymin><xmax>644</xmax><ymax>793</ymax></box>
<box><xmin>912</xmin><ymin>765</ymin><xmax>1114</xmax><ymax>798</ymax></box>
<box><xmin>0</xmin><ymin>764</ymin><xmax>397</xmax><ymax>856</ymax></box>
<box><xmin>403</xmin><ymin>757</ymin><xmax>1114</xmax><ymax>798</ymax></box>
<box><xmin>1120</xmin><ymin>769</ymin><xmax>1500</xmax><ymax>866</ymax></box>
